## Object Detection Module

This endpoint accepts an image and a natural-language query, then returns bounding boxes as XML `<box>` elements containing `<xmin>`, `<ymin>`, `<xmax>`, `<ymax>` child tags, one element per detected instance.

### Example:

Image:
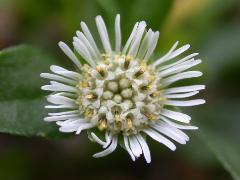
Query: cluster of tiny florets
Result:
<box><xmin>76</xmin><ymin>54</ymin><xmax>165</xmax><ymax>135</ymax></box>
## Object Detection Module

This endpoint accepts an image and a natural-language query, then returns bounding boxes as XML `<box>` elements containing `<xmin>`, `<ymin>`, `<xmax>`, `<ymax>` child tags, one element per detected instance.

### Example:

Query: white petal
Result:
<box><xmin>91</xmin><ymin>132</ymin><xmax>106</xmax><ymax>146</ymax></box>
<box><xmin>152</xmin><ymin>41</ymin><xmax>179</xmax><ymax>67</ymax></box>
<box><xmin>93</xmin><ymin>136</ymin><xmax>118</xmax><ymax>158</ymax></box>
<box><xmin>160</xmin><ymin>122</ymin><xmax>190</xmax><ymax>141</ymax></box>
<box><xmin>150</xmin><ymin>123</ymin><xmax>186</xmax><ymax>144</ymax></box>
<box><xmin>76</xmin><ymin>123</ymin><xmax>94</xmax><ymax>134</ymax></box>
<box><xmin>40</xmin><ymin>73</ymin><xmax>77</xmax><ymax>85</ymax></box>
<box><xmin>50</xmin><ymin>65</ymin><xmax>81</xmax><ymax>80</ymax></box>
<box><xmin>144</xmin><ymin>31</ymin><xmax>160</xmax><ymax>60</ymax></box>
<box><xmin>164</xmin><ymin>99</ymin><xmax>206</xmax><ymax>106</ymax></box>
<box><xmin>72</xmin><ymin>38</ymin><xmax>91</xmax><ymax>59</ymax></box>
<box><xmin>80</xmin><ymin>21</ymin><xmax>101</xmax><ymax>57</ymax></box>
<box><xmin>128</xmin><ymin>21</ymin><xmax>146</xmax><ymax>58</ymax></box>
<box><xmin>157</xmin><ymin>59</ymin><xmax>202</xmax><ymax>77</ymax></box>
<box><xmin>47</xmin><ymin>94</ymin><xmax>76</xmax><ymax>106</ymax></box>
<box><xmin>122</xmin><ymin>22</ymin><xmax>139</xmax><ymax>54</ymax></box>
<box><xmin>168</xmin><ymin>44</ymin><xmax>190</xmax><ymax>60</ymax></box>
<box><xmin>129</xmin><ymin>136</ymin><xmax>142</xmax><ymax>157</ymax></box>
<box><xmin>103</xmin><ymin>131</ymin><xmax>111</xmax><ymax>148</ymax></box>
<box><xmin>41</xmin><ymin>81</ymin><xmax>78</xmax><ymax>93</ymax></box>
<box><xmin>143</xmin><ymin>129</ymin><xmax>176</xmax><ymax>151</ymax></box>
<box><xmin>48</xmin><ymin>110</ymin><xmax>79</xmax><ymax>116</ymax></box>
<box><xmin>96</xmin><ymin>15</ymin><xmax>112</xmax><ymax>54</ymax></box>
<box><xmin>57</xmin><ymin>118</ymin><xmax>87</xmax><ymax>126</ymax></box>
<box><xmin>76</xmin><ymin>31</ymin><xmax>101</xmax><ymax>61</ymax></box>
<box><xmin>158</xmin><ymin>53</ymin><xmax>199</xmax><ymax>71</ymax></box>
<box><xmin>115</xmin><ymin>14</ymin><xmax>121</xmax><ymax>53</ymax></box>
<box><xmin>58</xmin><ymin>120</ymin><xmax>87</xmax><ymax>132</ymax></box>
<box><xmin>73</xmin><ymin>39</ymin><xmax>96</xmax><ymax>67</ymax></box>
<box><xmin>41</xmin><ymin>85</ymin><xmax>76</xmax><ymax>93</ymax></box>
<box><xmin>160</xmin><ymin>109</ymin><xmax>191</xmax><ymax>123</ymax></box>
<box><xmin>165</xmin><ymin>91</ymin><xmax>199</xmax><ymax>99</ymax></box>
<box><xmin>59</xmin><ymin>124</ymin><xmax>79</xmax><ymax>132</ymax></box>
<box><xmin>160</xmin><ymin>116</ymin><xmax>198</xmax><ymax>130</ymax></box>
<box><xmin>161</xmin><ymin>71</ymin><xmax>203</xmax><ymax>87</ymax></box>
<box><xmin>135</xmin><ymin>134</ymin><xmax>151</xmax><ymax>163</ymax></box>
<box><xmin>44</xmin><ymin>114</ymin><xmax>80</xmax><ymax>122</ymax></box>
<box><xmin>164</xmin><ymin>85</ymin><xmax>205</xmax><ymax>94</ymax></box>
<box><xmin>153</xmin><ymin>43</ymin><xmax>190</xmax><ymax>67</ymax></box>
<box><xmin>53</xmin><ymin>92</ymin><xmax>78</xmax><ymax>98</ymax></box>
<box><xmin>123</xmin><ymin>135</ymin><xmax>136</xmax><ymax>161</ymax></box>
<box><xmin>58</xmin><ymin>41</ymin><xmax>82</xmax><ymax>69</ymax></box>
<box><xmin>45</xmin><ymin>105</ymin><xmax>76</xmax><ymax>109</ymax></box>
<box><xmin>167</xmin><ymin>125</ymin><xmax>189</xmax><ymax>141</ymax></box>
<box><xmin>137</xmin><ymin>29</ymin><xmax>154</xmax><ymax>59</ymax></box>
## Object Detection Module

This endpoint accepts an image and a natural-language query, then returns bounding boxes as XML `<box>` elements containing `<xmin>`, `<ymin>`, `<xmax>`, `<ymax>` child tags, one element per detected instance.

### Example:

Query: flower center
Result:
<box><xmin>76</xmin><ymin>54</ymin><xmax>165</xmax><ymax>135</ymax></box>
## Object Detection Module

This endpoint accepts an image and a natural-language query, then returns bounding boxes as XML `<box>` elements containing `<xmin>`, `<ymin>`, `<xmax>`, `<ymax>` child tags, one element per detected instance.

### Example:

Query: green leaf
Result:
<box><xmin>0</xmin><ymin>98</ymin><xmax>61</xmax><ymax>138</ymax></box>
<box><xmin>196</xmin><ymin>101</ymin><xmax>240</xmax><ymax>180</ymax></box>
<box><xmin>0</xmin><ymin>45</ymin><xmax>63</xmax><ymax>138</ymax></box>
<box><xmin>0</xmin><ymin>45</ymin><xmax>56</xmax><ymax>100</ymax></box>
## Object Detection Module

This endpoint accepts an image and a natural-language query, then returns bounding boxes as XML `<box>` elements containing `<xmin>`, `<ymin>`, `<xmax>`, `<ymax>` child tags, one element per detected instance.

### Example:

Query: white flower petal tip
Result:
<box><xmin>161</xmin><ymin>109</ymin><xmax>191</xmax><ymax>123</ymax></box>
<box><xmin>58</xmin><ymin>41</ymin><xmax>82</xmax><ymax>69</ymax></box>
<box><xmin>41</xmin><ymin>14</ymin><xmax>205</xmax><ymax>163</ymax></box>
<box><xmin>91</xmin><ymin>132</ymin><xmax>106</xmax><ymax>146</ymax></box>
<box><xmin>136</xmin><ymin>135</ymin><xmax>151</xmax><ymax>163</ymax></box>
<box><xmin>93</xmin><ymin>136</ymin><xmax>118</xmax><ymax>158</ymax></box>
<box><xmin>40</xmin><ymin>73</ymin><xmax>45</xmax><ymax>77</ymax></box>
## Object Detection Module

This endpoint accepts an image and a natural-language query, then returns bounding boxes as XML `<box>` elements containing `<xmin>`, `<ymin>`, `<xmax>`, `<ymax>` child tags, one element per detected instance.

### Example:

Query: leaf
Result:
<box><xmin>0</xmin><ymin>45</ymin><xmax>63</xmax><ymax>138</ymax></box>
<box><xmin>0</xmin><ymin>45</ymin><xmax>56</xmax><ymax>100</ymax></box>
<box><xmin>0</xmin><ymin>98</ymin><xmax>61</xmax><ymax>138</ymax></box>
<box><xmin>195</xmin><ymin>101</ymin><xmax>240</xmax><ymax>180</ymax></box>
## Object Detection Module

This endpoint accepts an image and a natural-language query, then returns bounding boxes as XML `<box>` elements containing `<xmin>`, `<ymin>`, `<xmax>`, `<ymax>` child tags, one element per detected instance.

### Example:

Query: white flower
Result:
<box><xmin>41</xmin><ymin>14</ymin><xmax>205</xmax><ymax>163</ymax></box>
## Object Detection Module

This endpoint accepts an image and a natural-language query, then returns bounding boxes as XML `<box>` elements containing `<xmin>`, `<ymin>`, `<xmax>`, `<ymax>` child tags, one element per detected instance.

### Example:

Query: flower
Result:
<box><xmin>41</xmin><ymin>14</ymin><xmax>205</xmax><ymax>163</ymax></box>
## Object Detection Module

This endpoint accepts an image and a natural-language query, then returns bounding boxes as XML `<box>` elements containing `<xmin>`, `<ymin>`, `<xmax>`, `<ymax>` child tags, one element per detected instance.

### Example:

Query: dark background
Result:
<box><xmin>0</xmin><ymin>0</ymin><xmax>240</xmax><ymax>179</ymax></box>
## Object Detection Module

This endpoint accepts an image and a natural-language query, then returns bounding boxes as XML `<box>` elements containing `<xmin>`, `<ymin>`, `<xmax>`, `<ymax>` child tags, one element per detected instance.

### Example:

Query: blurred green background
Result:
<box><xmin>0</xmin><ymin>0</ymin><xmax>240</xmax><ymax>179</ymax></box>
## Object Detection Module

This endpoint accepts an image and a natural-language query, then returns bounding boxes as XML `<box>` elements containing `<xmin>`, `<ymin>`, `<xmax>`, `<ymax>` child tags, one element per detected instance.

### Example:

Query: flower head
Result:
<box><xmin>41</xmin><ymin>14</ymin><xmax>205</xmax><ymax>163</ymax></box>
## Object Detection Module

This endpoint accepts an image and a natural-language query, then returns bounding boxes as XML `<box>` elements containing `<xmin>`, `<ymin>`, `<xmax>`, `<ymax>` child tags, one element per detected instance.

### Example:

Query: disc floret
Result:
<box><xmin>77</xmin><ymin>54</ymin><xmax>164</xmax><ymax>135</ymax></box>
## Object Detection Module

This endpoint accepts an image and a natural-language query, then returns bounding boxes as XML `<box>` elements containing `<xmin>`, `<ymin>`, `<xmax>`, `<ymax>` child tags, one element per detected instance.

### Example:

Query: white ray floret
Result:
<box><xmin>129</xmin><ymin>136</ymin><xmax>143</xmax><ymax>158</ymax></box>
<box><xmin>58</xmin><ymin>41</ymin><xmax>82</xmax><ymax>69</ymax></box>
<box><xmin>136</xmin><ymin>134</ymin><xmax>151</xmax><ymax>163</ymax></box>
<box><xmin>93</xmin><ymin>136</ymin><xmax>118</xmax><ymax>158</ymax></box>
<box><xmin>91</xmin><ymin>132</ymin><xmax>107</xmax><ymax>146</ymax></box>
<box><xmin>160</xmin><ymin>109</ymin><xmax>191</xmax><ymax>123</ymax></box>
<box><xmin>123</xmin><ymin>135</ymin><xmax>136</xmax><ymax>161</ymax></box>
<box><xmin>41</xmin><ymin>14</ymin><xmax>205</xmax><ymax>163</ymax></box>
<box><xmin>115</xmin><ymin>14</ymin><xmax>121</xmax><ymax>53</ymax></box>
<box><xmin>164</xmin><ymin>85</ymin><xmax>205</xmax><ymax>94</ymax></box>
<box><xmin>165</xmin><ymin>91</ymin><xmax>199</xmax><ymax>99</ymax></box>
<box><xmin>80</xmin><ymin>21</ymin><xmax>101</xmax><ymax>57</ymax></box>
<box><xmin>150</xmin><ymin>123</ymin><xmax>187</xmax><ymax>144</ymax></box>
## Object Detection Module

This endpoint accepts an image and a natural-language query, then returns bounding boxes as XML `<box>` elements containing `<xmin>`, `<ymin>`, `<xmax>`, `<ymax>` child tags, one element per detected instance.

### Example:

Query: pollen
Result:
<box><xmin>126</xmin><ymin>117</ymin><xmax>133</xmax><ymax>130</ymax></box>
<box><xmin>86</xmin><ymin>94</ymin><xmax>97</xmax><ymax>100</ymax></box>
<box><xmin>124</xmin><ymin>55</ymin><xmax>131</xmax><ymax>69</ymax></box>
<box><xmin>98</xmin><ymin>118</ymin><xmax>107</xmax><ymax>131</ymax></box>
<box><xmin>96</xmin><ymin>66</ymin><xmax>106</xmax><ymax>77</ymax></box>
<box><xmin>135</xmin><ymin>65</ymin><xmax>146</xmax><ymax>77</ymax></box>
